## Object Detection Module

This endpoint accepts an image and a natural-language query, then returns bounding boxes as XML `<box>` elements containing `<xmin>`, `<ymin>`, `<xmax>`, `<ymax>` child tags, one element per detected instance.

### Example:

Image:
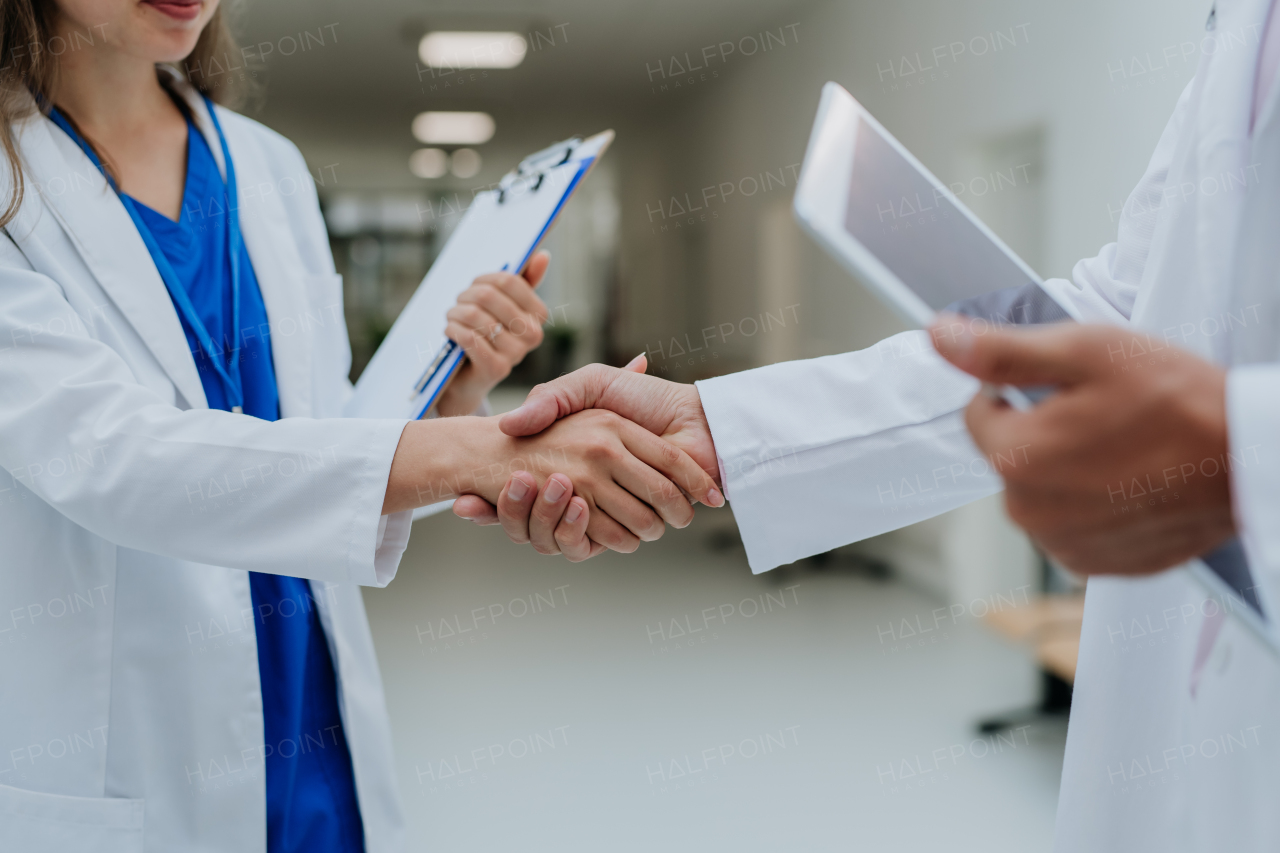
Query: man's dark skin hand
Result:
<box><xmin>930</xmin><ymin>316</ymin><xmax>1237</xmax><ymax>576</ymax></box>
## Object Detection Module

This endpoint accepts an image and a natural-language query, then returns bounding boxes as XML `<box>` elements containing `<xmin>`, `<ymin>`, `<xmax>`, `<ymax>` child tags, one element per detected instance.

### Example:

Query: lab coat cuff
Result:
<box><xmin>1226</xmin><ymin>365</ymin><xmax>1280</xmax><ymax>604</ymax></box>
<box><xmin>374</xmin><ymin>509</ymin><xmax>413</xmax><ymax>586</ymax></box>
<box><xmin>349</xmin><ymin>420</ymin><xmax>414</xmax><ymax>588</ymax></box>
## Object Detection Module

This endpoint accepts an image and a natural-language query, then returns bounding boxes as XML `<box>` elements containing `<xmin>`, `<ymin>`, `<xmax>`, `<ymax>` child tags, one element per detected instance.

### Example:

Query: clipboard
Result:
<box><xmin>344</xmin><ymin>130</ymin><xmax>614</xmax><ymax>421</ymax></box>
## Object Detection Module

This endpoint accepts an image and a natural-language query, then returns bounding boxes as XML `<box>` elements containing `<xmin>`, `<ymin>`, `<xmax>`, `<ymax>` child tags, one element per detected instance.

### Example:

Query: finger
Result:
<box><xmin>446</xmin><ymin>303</ymin><xmax>509</xmax><ymax>350</ymax></box>
<box><xmin>618</xmin><ymin>419</ymin><xmax>722</xmax><ymax>513</ymax></box>
<box><xmin>453</xmin><ymin>495</ymin><xmax>499</xmax><ymax>525</ymax></box>
<box><xmin>521</xmin><ymin>251</ymin><xmax>551</xmax><ymax>287</ymax></box>
<box><xmin>623</xmin><ymin>352</ymin><xmax>647</xmax><ymax>373</ymax></box>
<box><xmin>555</xmin><ymin>497</ymin><xmax>598</xmax><ymax>562</ymax></box>
<box><xmin>585</xmin><ymin>506</ymin><xmax>642</xmax><ymax>553</ymax></box>
<box><xmin>962</xmin><ymin>391</ymin><xmax>1013</xmax><ymax>456</ymax></box>
<box><xmin>496</xmin><ymin>472</ymin><xmax>537</xmax><ymax>545</ymax></box>
<box><xmin>592</xmin><ymin>480</ymin><xmax>666</xmax><ymax>542</ymax></box>
<box><xmin>445</xmin><ymin>320</ymin><xmax>506</xmax><ymax>378</ymax></box>
<box><xmin>529</xmin><ymin>474</ymin><xmax>574</xmax><ymax>555</ymax></box>
<box><xmin>466</xmin><ymin>275</ymin><xmax>550</xmax><ymax>327</ymax></box>
<box><xmin>499</xmin><ymin>364</ymin><xmax>619</xmax><ymax>436</ymax></box>
<box><xmin>929</xmin><ymin>315</ymin><xmax>1119</xmax><ymax>387</ymax></box>
<box><xmin>458</xmin><ymin>283</ymin><xmax>546</xmax><ymax>345</ymax></box>
<box><xmin>606</xmin><ymin>432</ymin><xmax>696</xmax><ymax>529</ymax></box>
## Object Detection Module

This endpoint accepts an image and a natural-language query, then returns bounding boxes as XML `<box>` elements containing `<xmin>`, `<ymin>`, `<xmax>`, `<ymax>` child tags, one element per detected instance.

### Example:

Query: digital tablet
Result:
<box><xmin>792</xmin><ymin>81</ymin><xmax>1275</xmax><ymax>653</ymax></box>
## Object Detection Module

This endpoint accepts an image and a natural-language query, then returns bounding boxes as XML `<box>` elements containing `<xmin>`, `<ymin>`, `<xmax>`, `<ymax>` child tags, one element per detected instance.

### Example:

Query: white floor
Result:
<box><xmin>362</xmin><ymin>507</ymin><xmax>1065</xmax><ymax>852</ymax></box>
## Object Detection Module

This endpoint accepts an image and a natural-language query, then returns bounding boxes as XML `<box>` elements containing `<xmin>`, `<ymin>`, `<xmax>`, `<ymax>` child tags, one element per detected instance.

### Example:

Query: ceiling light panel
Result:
<box><xmin>412</xmin><ymin>111</ymin><xmax>495</xmax><ymax>145</ymax></box>
<box><xmin>419</xmin><ymin>31</ymin><xmax>527</xmax><ymax>69</ymax></box>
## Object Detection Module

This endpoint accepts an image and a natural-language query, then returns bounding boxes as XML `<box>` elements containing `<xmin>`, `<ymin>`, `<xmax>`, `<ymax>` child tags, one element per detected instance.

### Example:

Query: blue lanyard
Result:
<box><xmin>48</xmin><ymin>96</ymin><xmax>247</xmax><ymax>413</ymax></box>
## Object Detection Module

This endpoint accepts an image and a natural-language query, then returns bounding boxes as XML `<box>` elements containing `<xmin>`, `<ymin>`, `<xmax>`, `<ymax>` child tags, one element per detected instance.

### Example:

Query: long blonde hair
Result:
<box><xmin>0</xmin><ymin>0</ymin><xmax>246</xmax><ymax>226</ymax></box>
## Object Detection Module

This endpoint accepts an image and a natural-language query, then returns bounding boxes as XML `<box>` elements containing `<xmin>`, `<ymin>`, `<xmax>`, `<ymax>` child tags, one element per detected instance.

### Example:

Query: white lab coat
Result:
<box><xmin>0</xmin><ymin>77</ymin><xmax>414</xmax><ymax>851</ymax></box>
<box><xmin>697</xmin><ymin>0</ymin><xmax>1280</xmax><ymax>848</ymax></box>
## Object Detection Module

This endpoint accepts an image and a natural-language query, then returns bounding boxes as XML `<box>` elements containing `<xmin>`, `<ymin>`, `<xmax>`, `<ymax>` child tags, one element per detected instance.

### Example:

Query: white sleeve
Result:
<box><xmin>696</xmin><ymin>82</ymin><xmax>1197</xmax><ymax>574</ymax></box>
<box><xmin>1227</xmin><ymin>365</ymin><xmax>1280</xmax><ymax>610</ymax></box>
<box><xmin>696</xmin><ymin>332</ymin><xmax>999</xmax><ymax>572</ymax></box>
<box><xmin>0</xmin><ymin>246</ymin><xmax>411</xmax><ymax>588</ymax></box>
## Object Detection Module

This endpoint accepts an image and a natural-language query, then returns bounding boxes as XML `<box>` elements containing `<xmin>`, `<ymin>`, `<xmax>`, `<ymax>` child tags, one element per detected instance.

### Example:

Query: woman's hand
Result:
<box><xmin>491</xmin><ymin>472</ymin><xmax>605</xmax><ymax>562</ymax></box>
<box><xmin>434</xmin><ymin>251</ymin><xmax>552</xmax><ymax>417</ymax></box>
<box><xmin>384</xmin><ymin>406</ymin><xmax>722</xmax><ymax>553</ymax></box>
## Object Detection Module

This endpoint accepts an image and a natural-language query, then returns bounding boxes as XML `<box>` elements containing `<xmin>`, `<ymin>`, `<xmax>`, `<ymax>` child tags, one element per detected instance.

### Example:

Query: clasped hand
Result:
<box><xmin>452</xmin><ymin>356</ymin><xmax>721</xmax><ymax>561</ymax></box>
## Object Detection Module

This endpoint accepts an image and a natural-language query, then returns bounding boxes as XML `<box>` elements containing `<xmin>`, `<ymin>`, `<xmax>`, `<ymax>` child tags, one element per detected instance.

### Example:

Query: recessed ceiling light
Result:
<box><xmin>412</xmin><ymin>111</ymin><xmax>495</xmax><ymax>145</ymax></box>
<box><xmin>419</xmin><ymin>31</ymin><xmax>527</xmax><ymax>69</ymax></box>
<box><xmin>408</xmin><ymin>148</ymin><xmax>448</xmax><ymax>179</ymax></box>
<box><xmin>450</xmin><ymin>148</ymin><xmax>482</xmax><ymax>179</ymax></box>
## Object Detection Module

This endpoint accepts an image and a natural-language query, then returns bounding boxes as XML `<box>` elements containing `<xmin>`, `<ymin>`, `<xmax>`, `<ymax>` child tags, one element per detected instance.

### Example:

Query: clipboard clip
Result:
<box><xmin>497</xmin><ymin>135</ymin><xmax>582</xmax><ymax>203</ymax></box>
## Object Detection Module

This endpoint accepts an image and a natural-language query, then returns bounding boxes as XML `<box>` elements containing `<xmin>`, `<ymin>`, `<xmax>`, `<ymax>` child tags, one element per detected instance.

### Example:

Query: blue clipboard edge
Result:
<box><xmin>410</xmin><ymin>130</ymin><xmax>613</xmax><ymax>419</ymax></box>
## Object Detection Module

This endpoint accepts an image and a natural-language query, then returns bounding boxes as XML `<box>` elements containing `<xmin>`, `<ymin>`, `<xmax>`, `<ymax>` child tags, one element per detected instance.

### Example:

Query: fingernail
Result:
<box><xmin>508</xmin><ymin>477</ymin><xmax>530</xmax><ymax>502</ymax></box>
<box><xmin>707</xmin><ymin>486</ymin><xmax>724</xmax><ymax>508</ymax></box>
<box><xmin>543</xmin><ymin>478</ymin><xmax>567</xmax><ymax>503</ymax></box>
<box><xmin>625</xmin><ymin>352</ymin><xmax>646</xmax><ymax>369</ymax></box>
<box><xmin>564</xmin><ymin>502</ymin><xmax>583</xmax><ymax>524</ymax></box>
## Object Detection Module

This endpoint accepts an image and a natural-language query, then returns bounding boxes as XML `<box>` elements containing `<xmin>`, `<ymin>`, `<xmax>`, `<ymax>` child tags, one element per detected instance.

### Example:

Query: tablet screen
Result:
<box><xmin>843</xmin><ymin>116</ymin><xmax>1069</xmax><ymax>327</ymax></box>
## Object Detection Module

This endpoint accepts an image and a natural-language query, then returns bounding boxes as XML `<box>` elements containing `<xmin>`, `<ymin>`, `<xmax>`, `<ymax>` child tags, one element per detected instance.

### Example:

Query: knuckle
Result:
<box><xmin>658</xmin><ymin>441</ymin><xmax>681</xmax><ymax>468</ymax></box>
<box><xmin>476</xmin><ymin>283</ymin><xmax>505</xmax><ymax>308</ymax></box>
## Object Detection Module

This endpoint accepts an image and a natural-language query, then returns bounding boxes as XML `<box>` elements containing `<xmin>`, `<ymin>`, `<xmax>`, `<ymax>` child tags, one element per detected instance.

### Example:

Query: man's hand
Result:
<box><xmin>453</xmin><ymin>355</ymin><xmax>724</xmax><ymax>558</ymax></box>
<box><xmin>435</xmin><ymin>251</ymin><xmax>551</xmax><ymax>417</ymax></box>
<box><xmin>500</xmin><ymin>359</ymin><xmax>721</xmax><ymax>489</ymax></box>
<box><xmin>930</xmin><ymin>317</ymin><xmax>1235</xmax><ymax>576</ymax></box>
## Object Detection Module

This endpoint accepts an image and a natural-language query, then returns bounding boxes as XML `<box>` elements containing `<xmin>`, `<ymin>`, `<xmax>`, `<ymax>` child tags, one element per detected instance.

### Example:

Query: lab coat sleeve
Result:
<box><xmin>696</xmin><ymin>334</ymin><xmax>998</xmax><ymax>572</ymax></box>
<box><xmin>0</xmin><ymin>250</ymin><xmax>411</xmax><ymax>587</ymax></box>
<box><xmin>1226</xmin><ymin>365</ymin><xmax>1280</xmax><ymax>615</ymax></box>
<box><xmin>695</xmin><ymin>82</ymin><xmax>1195</xmax><ymax>573</ymax></box>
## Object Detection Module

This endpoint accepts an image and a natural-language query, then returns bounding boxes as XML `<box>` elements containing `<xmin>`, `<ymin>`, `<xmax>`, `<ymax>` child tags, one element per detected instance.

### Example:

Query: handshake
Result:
<box><xmin>383</xmin><ymin>309</ymin><xmax>1236</xmax><ymax>578</ymax></box>
<box><xmin>448</xmin><ymin>354</ymin><xmax>721</xmax><ymax>562</ymax></box>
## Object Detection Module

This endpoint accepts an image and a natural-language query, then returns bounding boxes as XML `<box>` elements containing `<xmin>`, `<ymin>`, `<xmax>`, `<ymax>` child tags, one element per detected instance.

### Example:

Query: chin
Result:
<box><xmin>135</xmin><ymin>2</ymin><xmax>212</xmax><ymax>50</ymax></box>
<box><xmin>133</xmin><ymin>17</ymin><xmax>209</xmax><ymax>63</ymax></box>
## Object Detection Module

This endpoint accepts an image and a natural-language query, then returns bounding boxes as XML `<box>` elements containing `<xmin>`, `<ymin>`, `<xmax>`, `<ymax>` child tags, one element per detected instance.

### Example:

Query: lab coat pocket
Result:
<box><xmin>0</xmin><ymin>782</ymin><xmax>144</xmax><ymax>852</ymax></box>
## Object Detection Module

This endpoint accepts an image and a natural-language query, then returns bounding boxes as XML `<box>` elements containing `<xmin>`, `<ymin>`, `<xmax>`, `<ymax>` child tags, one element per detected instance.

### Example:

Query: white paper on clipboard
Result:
<box><xmin>344</xmin><ymin>130</ymin><xmax>613</xmax><ymax>519</ymax></box>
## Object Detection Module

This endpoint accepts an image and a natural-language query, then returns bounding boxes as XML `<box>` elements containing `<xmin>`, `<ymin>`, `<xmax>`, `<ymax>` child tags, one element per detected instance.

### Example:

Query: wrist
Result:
<box><xmin>383</xmin><ymin>416</ymin><xmax>510</xmax><ymax>513</ymax></box>
<box><xmin>435</xmin><ymin>366</ymin><xmax>493</xmax><ymax>417</ymax></box>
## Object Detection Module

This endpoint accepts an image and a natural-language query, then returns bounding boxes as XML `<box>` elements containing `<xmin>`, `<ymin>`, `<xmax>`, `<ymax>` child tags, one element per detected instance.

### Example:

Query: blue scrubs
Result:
<box><xmin>125</xmin><ymin>119</ymin><xmax>366</xmax><ymax>853</ymax></box>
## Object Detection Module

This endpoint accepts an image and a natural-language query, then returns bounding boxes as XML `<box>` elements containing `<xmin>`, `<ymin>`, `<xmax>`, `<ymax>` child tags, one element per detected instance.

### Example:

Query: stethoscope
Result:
<box><xmin>48</xmin><ymin>93</ymin><xmax>248</xmax><ymax>413</ymax></box>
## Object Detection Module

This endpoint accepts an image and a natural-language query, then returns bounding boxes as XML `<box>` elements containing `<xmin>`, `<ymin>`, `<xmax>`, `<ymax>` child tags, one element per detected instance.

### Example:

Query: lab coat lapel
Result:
<box><xmin>1193</xmin><ymin>0</ymin><xmax>1263</xmax><ymax>347</ymax></box>
<box><xmin>182</xmin><ymin>91</ymin><xmax>315</xmax><ymax>419</ymax></box>
<box><xmin>1133</xmin><ymin>0</ymin><xmax>1267</xmax><ymax>362</ymax></box>
<box><xmin>22</xmin><ymin>114</ymin><xmax>209</xmax><ymax>409</ymax></box>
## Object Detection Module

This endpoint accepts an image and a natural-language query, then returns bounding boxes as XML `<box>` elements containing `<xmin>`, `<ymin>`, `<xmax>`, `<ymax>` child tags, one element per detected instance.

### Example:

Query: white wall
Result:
<box><xmin>617</xmin><ymin>0</ymin><xmax>1209</xmax><ymax>364</ymax></box>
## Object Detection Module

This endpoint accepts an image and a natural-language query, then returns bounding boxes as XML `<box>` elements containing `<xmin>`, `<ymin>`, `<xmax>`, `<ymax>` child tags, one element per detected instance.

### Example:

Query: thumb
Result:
<box><xmin>521</xmin><ymin>251</ymin><xmax>551</xmax><ymax>287</ymax></box>
<box><xmin>623</xmin><ymin>352</ymin><xmax>647</xmax><ymax>373</ymax></box>
<box><xmin>930</xmin><ymin>315</ymin><xmax>1112</xmax><ymax>387</ymax></box>
<box><xmin>499</xmin><ymin>363</ymin><xmax>615</xmax><ymax>436</ymax></box>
